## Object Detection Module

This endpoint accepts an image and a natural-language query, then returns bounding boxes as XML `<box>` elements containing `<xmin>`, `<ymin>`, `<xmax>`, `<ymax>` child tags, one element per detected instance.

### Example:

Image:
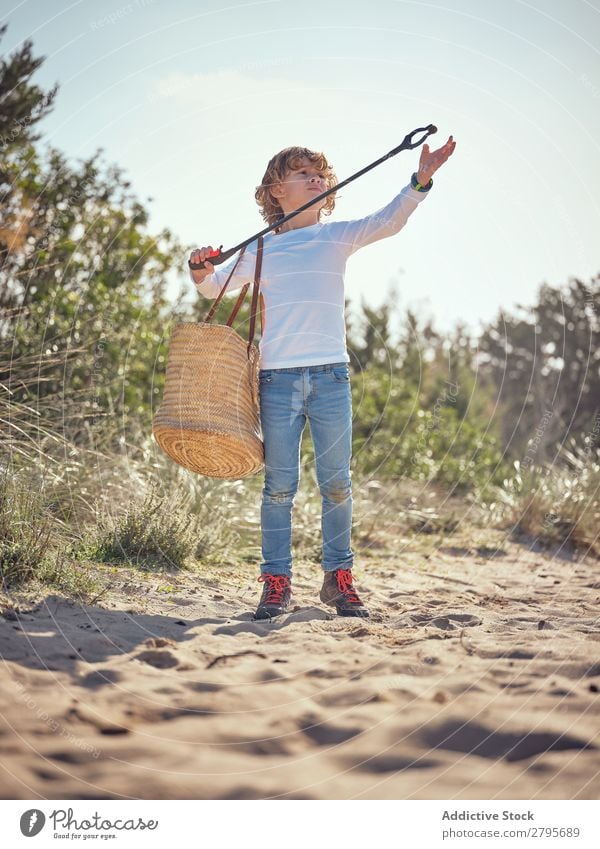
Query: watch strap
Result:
<box><xmin>411</xmin><ymin>172</ymin><xmax>433</xmax><ymax>192</ymax></box>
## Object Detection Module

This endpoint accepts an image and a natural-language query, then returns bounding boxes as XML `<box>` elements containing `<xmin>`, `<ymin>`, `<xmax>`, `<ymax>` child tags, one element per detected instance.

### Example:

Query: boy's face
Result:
<box><xmin>271</xmin><ymin>157</ymin><xmax>328</xmax><ymax>213</ymax></box>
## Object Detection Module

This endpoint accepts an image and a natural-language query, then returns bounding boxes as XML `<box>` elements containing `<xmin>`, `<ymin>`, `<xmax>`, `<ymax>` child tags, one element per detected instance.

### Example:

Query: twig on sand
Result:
<box><xmin>88</xmin><ymin>584</ymin><xmax>112</xmax><ymax>606</ymax></box>
<box><xmin>206</xmin><ymin>650</ymin><xmax>267</xmax><ymax>669</ymax></box>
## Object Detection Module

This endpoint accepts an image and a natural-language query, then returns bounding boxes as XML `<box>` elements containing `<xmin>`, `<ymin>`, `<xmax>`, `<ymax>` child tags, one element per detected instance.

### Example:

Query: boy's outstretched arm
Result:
<box><xmin>330</xmin><ymin>134</ymin><xmax>457</xmax><ymax>257</ymax></box>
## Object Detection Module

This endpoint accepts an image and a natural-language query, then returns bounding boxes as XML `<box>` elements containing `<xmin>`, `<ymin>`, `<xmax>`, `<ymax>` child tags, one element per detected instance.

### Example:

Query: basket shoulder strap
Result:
<box><xmin>246</xmin><ymin>235</ymin><xmax>264</xmax><ymax>352</ymax></box>
<box><xmin>226</xmin><ymin>235</ymin><xmax>263</xmax><ymax>334</ymax></box>
<box><xmin>203</xmin><ymin>244</ymin><xmax>247</xmax><ymax>324</ymax></box>
<box><xmin>203</xmin><ymin>237</ymin><xmax>264</xmax><ymax>350</ymax></box>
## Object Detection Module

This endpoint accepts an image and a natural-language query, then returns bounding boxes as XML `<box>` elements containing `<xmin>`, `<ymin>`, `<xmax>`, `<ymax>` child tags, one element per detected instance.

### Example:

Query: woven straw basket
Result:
<box><xmin>152</xmin><ymin>237</ymin><xmax>265</xmax><ymax>479</ymax></box>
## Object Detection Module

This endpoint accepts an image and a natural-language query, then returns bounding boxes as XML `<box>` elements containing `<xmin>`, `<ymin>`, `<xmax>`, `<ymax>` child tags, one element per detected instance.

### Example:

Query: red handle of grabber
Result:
<box><xmin>188</xmin><ymin>245</ymin><xmax>228</xmax><ymax>271</ymax></box>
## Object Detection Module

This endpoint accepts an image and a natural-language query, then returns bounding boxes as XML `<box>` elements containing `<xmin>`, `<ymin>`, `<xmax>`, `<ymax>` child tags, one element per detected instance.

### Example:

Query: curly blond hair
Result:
<box><xmin>255</xmin><ymin>146</ymin><xmax>338</xmax><ymax>233</ymax></box>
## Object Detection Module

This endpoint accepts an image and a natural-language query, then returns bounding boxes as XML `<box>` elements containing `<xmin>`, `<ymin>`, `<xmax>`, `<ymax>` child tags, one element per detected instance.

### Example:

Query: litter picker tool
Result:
<box><xmin>188</xmin><ymin>124</ymin><xmax>438</xmax><ymax>271</ymax></box>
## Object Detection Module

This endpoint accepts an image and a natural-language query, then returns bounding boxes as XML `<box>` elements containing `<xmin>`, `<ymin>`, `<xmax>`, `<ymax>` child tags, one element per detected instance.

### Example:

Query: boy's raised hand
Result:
<box><xmin>416</xmin><ymin>135</ymin><xmax>456</xmax><ymax>185</ymax></box>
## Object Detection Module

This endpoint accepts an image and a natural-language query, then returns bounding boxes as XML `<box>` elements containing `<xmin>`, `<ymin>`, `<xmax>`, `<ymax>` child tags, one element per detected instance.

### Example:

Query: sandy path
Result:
<box><xmin>0</xmin><ymin>541</ymin><xmax>599</xmax><ymax>800</ymax></box>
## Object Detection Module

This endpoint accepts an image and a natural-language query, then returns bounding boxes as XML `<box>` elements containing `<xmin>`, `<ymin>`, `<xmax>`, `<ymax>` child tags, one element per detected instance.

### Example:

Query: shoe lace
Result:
<box><xmin>336</xmin><ymin>568</ymin><xmax>361</xmax><ymax>604</ymax></box>
<box><xmin>258</xmin><ymin>573</ymin><xmax>290</xmax><ymax>604</ymax></box>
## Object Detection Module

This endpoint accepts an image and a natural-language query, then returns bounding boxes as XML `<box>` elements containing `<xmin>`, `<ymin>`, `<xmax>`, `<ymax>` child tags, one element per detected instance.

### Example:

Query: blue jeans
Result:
<box><xmin>258</xmin><ymin>361</ymin><xmax>354</xmax><ymax>578</ymax></box>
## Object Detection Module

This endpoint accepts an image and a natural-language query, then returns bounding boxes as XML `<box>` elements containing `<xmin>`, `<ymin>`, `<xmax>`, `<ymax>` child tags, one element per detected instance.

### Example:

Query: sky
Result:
<box><xmin>2</xmin><ymin>0</ymin><xmax>599</xmax><ymax>336</ymax></box>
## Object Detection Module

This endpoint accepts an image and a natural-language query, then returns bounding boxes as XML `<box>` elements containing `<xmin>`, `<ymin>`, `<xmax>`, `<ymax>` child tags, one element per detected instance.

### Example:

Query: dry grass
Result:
<box><xmin>480</xmin><ymin>442</ymin><xmax>599</xmax><ymax>557</ymax></box>
<box><xmin>1</xmin><ymin>374</ymin><xmax>597</xmax><ymax>613</ymax></box>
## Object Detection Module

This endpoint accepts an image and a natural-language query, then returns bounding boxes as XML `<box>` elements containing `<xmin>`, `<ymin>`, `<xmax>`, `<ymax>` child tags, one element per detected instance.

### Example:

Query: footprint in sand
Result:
<box><xmin>297</xmin><ymin>712</ymin><xmax>362</xmax><ymax>746</ymax></box>
<box><xmin>185</xmin><ymin>681</ymin><xmax>223</xmax><ymax>693</ymax></box>
<box><xmin>301</xmin><ymin>722</ymin><xmax>362</xmax><ymax>746</ymax></box>
<box><xmin>79</xmin><ymin>669</ymin><xmax>123</xmax><ymax>689</ymax></box>
<box><xmin>134</xmin><ymin>649</ymin><xmax>179</xmax><ymax>669</ymax></box>
<box><xmin>410</xmin><ymin>613</ymin><xmax>482</xmax><ymax>630</ymax></box>
<box><xmin>418</xmin><ymin>718</ymin><xmax>596</xmax><ymax>762</ymax></box>
<box><xmin>340</xmin><ymin>753</ymin><xmax>442</xmax><ymax>773</ymax></box>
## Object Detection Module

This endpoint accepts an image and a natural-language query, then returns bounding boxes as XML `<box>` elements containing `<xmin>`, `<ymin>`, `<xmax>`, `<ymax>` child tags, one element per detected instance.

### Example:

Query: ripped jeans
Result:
<box><xmin>258</xmin><ymin>362</ymin><xmax>354</xmax><ymax>578</ymax></box>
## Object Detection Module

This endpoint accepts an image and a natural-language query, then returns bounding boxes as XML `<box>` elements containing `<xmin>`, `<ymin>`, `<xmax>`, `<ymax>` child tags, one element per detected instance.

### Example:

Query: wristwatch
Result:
<box><xmin>411</xmin><ymin>172</ymin><xmax>433</xmax><ymax>192</ymax></box>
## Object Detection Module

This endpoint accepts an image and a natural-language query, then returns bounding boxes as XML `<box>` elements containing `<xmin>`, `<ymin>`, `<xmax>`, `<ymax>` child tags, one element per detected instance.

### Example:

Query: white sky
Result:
<box><xmin>3</xmin><ymin>0</ymin><xmax>600</xmax><ymax>335</ymax></box>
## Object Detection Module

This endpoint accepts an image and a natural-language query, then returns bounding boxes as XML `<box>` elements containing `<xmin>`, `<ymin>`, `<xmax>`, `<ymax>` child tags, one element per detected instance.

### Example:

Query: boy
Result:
<box><xmin>190</xmin><ymin>135</ymin><xmax>456</xmax><ymax>620</ymax></box>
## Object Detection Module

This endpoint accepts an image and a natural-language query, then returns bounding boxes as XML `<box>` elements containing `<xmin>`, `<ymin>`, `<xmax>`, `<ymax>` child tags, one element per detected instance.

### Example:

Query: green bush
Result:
<box><xmin>84</xmin><ymin>482</ymin><xmax>211</xmax><ymax>571</ymax></box>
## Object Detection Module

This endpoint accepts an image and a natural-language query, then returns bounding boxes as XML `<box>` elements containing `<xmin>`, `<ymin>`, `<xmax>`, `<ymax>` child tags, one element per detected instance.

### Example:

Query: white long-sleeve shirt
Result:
<box><xmin>191</xmin><ymin>180</ymin><xmax>431</xmax><ymax>369</ymax></box>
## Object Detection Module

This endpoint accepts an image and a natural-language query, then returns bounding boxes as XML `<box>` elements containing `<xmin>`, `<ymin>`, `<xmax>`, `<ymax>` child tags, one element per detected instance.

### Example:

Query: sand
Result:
<box><xmin>0</xmin><ymin>540</ymin><xmax>599</xmax><ymax>800</ymax></box>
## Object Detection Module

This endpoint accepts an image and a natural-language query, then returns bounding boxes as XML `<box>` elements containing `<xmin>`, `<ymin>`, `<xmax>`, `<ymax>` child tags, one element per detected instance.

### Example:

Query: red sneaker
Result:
<box><xmin>254</xmin><ymin>573</ymin><xmax>292</xmax><ymax>620</ymax></box>
<box><xmin>320</xmin><ymin>568</ymin><xmax>369</xmax><ymax>617</ymax></box>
